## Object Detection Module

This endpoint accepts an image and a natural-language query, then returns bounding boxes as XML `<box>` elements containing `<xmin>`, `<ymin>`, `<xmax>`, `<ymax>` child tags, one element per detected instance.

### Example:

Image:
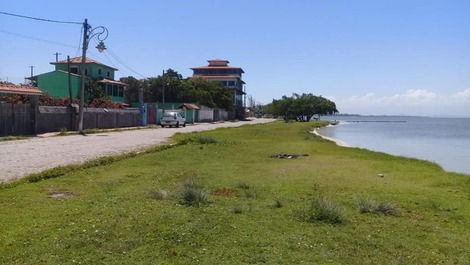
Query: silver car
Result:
<box><xmin>160</xmin><ymin>111</ymin><xmax>186</xmax><ymax>128</ymax></box>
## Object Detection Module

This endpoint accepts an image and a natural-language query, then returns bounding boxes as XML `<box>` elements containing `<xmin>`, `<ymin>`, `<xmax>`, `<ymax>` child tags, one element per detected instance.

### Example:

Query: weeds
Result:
<box><xmin>58</xmin><ymin>128</ymin><xmax>68</xmax><ymax>136</ymax></box>
<box><xmin>358</xmin><ymin>199</ymin><xmax>398</xmax><ymax>216</ymax></box>
<box><xmin>296</xmin><ymin>197</ymin><xmax>346</xmax><ymax>224</ymax></box>
<box><xmin>230</xmin><ymin>206</ymin><xmax>243</xmax><ymax>214</ymax></box>
<box><xmin>272</xmin><ymin>199</ymin><xmax>283</xmax><ymax>208</ymax></box>
<box><xmin>178</xmin><ymin>180</ymin><xmax>208</xmax><ymax>207</ymax></box>
<box><xmin>178</xmin><ymin>135</ymin><xmax>218</xmax><ymax>145</ymax></box>
<box><xmin>237</xmin><ymin>182</ymin><xmax>250</xmax><ymax>190</ymax></box>
<box><xmin>147</xmin><ymin>189</ymin><xmax>169</xmax><ymax>200</ymax></box>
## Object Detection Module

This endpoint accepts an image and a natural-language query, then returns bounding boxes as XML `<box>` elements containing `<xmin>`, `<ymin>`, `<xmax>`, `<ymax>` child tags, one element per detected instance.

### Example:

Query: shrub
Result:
<box><xmin>357</xmin><ymin>199</ymin><xmax>398</xmax><ymax>216</ymax></box>
<box><xmin>376</xmin><ymin>202</ymin><xmax>398</xmax><ymax>216</ymax></box>
<box><xmin>297</xmin><ymin>197</ymin><xmax>346</xmax><ymax>224</ymax></box>
<box><xmin>358</xmin><ymin>199</ymin><xmax>377</xmax><ymax>213</ymax></box>
<box><xmin>179</xmin><ymin>181</ymin><xmax>208</xmax><ymax>207</ymax></box>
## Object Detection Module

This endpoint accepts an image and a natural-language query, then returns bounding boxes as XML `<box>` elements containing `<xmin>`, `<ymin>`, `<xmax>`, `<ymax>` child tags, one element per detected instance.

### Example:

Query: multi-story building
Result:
<box><xmin>30</xmin><ymin>57</ymin><xmax>127</xmax><ymax>102</ymax></box>
<box><xmin>191</xmin><ymin>59</ymin><xmax>245</xmax><ymax>119</ymax></box>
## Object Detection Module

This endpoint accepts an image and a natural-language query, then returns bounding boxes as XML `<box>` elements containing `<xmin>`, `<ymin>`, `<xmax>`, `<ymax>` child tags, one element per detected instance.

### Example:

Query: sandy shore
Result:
<box><xmin>312</xmin><ymin>128</ymin><xmax>350</xmax><ymax>147</ymax></box>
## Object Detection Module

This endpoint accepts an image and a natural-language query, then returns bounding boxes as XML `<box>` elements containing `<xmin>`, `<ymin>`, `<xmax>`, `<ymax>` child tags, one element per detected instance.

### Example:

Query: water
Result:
<box><xmin>318</xmin><ymin>115</ymin><xmax>470</xmax><ymax>175</ymax></box>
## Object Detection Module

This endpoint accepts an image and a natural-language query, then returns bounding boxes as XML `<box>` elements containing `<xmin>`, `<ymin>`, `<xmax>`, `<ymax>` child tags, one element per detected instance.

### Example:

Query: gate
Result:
<box><xmin>147</xmin><ymin>104</ymin><xmax>157</xmax><ymax>124</ymax></box>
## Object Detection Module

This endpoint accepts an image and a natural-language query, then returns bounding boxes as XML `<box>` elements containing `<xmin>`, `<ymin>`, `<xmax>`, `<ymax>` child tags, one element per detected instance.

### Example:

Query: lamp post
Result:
<box><xmin>78</xmin><ymin>18</ymin><xmax>108</xmax><ymax>133</ymax></box>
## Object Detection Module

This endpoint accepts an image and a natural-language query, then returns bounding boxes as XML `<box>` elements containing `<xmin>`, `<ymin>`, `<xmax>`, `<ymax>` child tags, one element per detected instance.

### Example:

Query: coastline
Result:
<box><xmin>312</xmin><ymin>128</ymin><xmax>350</xmax><ymax>147</ymax></box>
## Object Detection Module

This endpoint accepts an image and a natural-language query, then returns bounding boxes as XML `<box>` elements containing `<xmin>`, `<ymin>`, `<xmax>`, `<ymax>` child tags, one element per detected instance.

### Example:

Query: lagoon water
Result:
<box><xmin>318</xmin><ymin>115</ymin><xmax>470</xmax><ymax>175</ymax></box>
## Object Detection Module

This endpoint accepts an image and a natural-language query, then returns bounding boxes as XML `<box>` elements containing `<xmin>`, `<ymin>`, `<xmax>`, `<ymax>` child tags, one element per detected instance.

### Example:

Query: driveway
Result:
<box><xmin>0</xmin><ymin>119</ymin><xmax>273</xmax><ymax>182</ymax></box>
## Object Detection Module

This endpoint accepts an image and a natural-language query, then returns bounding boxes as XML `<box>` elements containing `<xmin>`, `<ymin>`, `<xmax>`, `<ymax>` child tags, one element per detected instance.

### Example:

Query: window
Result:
<box><xmin>118</xmin><ymin>87</ymin><xmax>124</xmax><ymax>97</ymax></box>
<box><xmin>107</xmin><ymin>71</ymin><xmax>110</xmax><ymax>77</ymax></box>
<box><xmin>112</xmin><ymin>85</ymin><xmax>118</xmax><ymax>97</ymax></box>
<box><xmin>106</xmin><ymin>84</ymin><xmax>113</xmax><ymax>96</ymax></box>
<box><xmin>98</xmin><ymin>69</ymin><xmax>102</xmax><ymax>75</ymax></box>
<box><xmin>228</xmin><ymin>81</ymin><xmax>235</xmax><ymax>87</ymax></box>
<box><xmin>70</xmin><ymin>67</ymin><xmax>79</xmax><ymax>74</ymax></box>
<box><xmin>84</xmin><ymin>69</ymin><xmax>88</xmax><ymax>76</ymax></box>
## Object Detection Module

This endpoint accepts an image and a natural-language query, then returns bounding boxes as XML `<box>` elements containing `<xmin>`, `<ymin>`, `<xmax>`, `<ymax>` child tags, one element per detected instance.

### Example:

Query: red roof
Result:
<box><xmin>0</xmin><ymin>84</ymin><xmax>43</xmax><ymax>96</ymax></box>
<box><xmin>51</xmin><ymin>57</ymin><xmax>118</xmax><ymax>71</ymax></box>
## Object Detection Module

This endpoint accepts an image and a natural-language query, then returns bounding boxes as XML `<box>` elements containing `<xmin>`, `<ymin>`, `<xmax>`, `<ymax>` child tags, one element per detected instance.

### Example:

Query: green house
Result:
<box><xmin>31</xmin><ymin>57</ymin><xmax>126</xmax><ymax>102</ymax></box>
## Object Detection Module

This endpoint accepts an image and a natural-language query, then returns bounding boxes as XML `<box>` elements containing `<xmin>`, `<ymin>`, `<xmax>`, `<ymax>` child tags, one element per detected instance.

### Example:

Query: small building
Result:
<box><xmin>191</xmin><ymin>59</ymin><xmax>246</xmax><ymax>119</ymax></box>
<box><xmin>30</xmin><ymin>57</ymin><xmax>127</xmax><ymax>102</ymax></box>
<box><xmin>0</xmin><ymin>83</ymin><xmax>43</xmax><ymax>97</ymax></box>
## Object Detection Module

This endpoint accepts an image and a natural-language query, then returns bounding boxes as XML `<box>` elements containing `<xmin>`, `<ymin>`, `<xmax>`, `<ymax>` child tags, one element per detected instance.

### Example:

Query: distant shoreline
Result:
<box><xmin>312</xmin><ymin>128</ymin><xmax>350</xmax><ymax>147</ymax></box>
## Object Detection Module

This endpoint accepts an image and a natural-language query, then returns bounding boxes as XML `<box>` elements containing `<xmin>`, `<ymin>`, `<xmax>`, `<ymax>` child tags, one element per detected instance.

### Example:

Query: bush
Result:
<box><xmin>179</xmin><ymin>181</ymin><xmax>208</xmax><ymax>207</ymax></box>
<box><xmin>376</xmin><ymin>202</ymin><xmax>398</xmax><ymax>216</ymax></box>
<box><xmin>358</xmin><ymin>199</ymin><xmax>377</xmax><ymax>213</ymax></box>
<box><xmin>297</xmin><ymin>197</ymin><xmax>346</xmax><ymax>224</ymax></box>
<box><xmin>230</xmin><ymin>207</ymin><xmax>243</xmax><ymax>214</ymax></box>
<box><xmin>178</xmin><ymin>135</ymin><xmax>218</xmax><ymax>145</ymax></box>
<box><xmin>358</xmin><ymin>199</ymin><xmax>398</xmax><ymax>216</ymax></box>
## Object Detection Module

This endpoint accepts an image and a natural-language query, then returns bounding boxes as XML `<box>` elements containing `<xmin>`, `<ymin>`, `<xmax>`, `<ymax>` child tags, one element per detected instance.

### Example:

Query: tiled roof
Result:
<box><xmin>194</xmin><ymin>75</ymin><xmax>239</xmax><ymax>79</ymax></box>
<box><xmin>179</xmin><ymin>103</ymin><xmax>200</xmax><ymax>110</ymax></box>
<box><xmin>98</xmin><ymin>79</ymin><xmax>128</xmax><ymax>86</ymax></box>
<box><xmin>51</xmin><ymin>57</ymin><xmax>118</xmax><ymax>71</ymax></box>
<box><xmin>0</xmin><ymin>84</ymin><xmax>43</xmax><ymax>95</ymax></box>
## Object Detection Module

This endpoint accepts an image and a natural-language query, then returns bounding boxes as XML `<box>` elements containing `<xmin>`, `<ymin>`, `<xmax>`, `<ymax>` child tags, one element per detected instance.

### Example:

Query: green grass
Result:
<box><xmin>1</xmin><ymin>121</ymin><xmax>470</xmax><ymax>264</ymax></box>
<box><xmin>0</xmin><ymin>135</ymin><xmax>28</xmax><ymax>142</ymax></box>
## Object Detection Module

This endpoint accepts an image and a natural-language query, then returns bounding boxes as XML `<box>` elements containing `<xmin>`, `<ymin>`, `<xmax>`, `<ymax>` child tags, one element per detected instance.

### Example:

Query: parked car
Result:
<box><xmin>160</xmin><ymin>111</ymin><xmax>186</xmax><ymax>128</ymax></box>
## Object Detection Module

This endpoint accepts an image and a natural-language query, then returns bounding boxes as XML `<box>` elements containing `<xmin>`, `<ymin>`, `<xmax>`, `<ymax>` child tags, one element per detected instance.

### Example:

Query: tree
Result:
<box><xmin>264</xmin><ymin>93</ymin><xmax>337</xmax><ymax>120</ymax></box>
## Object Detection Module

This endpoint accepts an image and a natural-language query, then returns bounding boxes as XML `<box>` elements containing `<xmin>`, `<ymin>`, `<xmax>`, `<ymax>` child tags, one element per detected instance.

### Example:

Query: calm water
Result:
<box><xmin>318</xmin><ymin>116</ymin><xmax>470</xmax><ymax>175</ymax></box>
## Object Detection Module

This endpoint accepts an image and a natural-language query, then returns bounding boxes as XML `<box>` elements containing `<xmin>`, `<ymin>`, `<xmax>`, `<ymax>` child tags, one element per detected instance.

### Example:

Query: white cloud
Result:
<box><xmin>334</xmin><ymin>88</ymin><xmax>470</xmax><ymax>116</ymax></box>
<box><xmin>452</xmin><ymin>88</ymin><xmax>470</xmax><ymax>102</ymax></box>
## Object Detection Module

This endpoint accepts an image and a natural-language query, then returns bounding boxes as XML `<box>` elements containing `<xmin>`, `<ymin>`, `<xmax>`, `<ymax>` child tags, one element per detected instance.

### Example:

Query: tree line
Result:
<box><xmin>263</xmin><ymin>93</ymin><xmax>338</xmax><ymax>120</ymax></box>
<box><xmin>120</xmin><ymin>69</ymin><xmax>233</xmax><ymax>110</ymax></box>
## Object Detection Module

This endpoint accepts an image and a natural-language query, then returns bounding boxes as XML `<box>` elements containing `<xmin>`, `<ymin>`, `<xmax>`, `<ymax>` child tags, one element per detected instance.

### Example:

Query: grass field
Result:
<box><xmin>1</xmin><ymin>121</ymin><xmax>469</xmax><ymax>264</ymax></box>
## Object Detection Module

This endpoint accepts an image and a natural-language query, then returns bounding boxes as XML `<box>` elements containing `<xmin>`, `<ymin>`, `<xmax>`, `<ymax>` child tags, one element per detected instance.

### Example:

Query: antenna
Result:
<box><xmin>53</xmin><ymin>52</ymin><xmax>62</xmax><ymax>62</ymax></box>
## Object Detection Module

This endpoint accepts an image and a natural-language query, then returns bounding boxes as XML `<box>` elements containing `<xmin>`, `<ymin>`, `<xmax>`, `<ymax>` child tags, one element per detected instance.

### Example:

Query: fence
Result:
<box><xmin>0</xmin><ymin>102</ymin><xmax>141</xmax><ymax>136</ymax></box>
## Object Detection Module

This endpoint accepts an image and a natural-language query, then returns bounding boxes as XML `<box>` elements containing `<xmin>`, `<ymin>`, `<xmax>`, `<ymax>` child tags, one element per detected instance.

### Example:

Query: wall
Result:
<box><xmin>197</xmin><ymin>106</ymin><xmax>214</xmax><ymax>122</ymax></box>
<box><xmin>0</xmin><ymin>103</ymin><xmax>33</xmax><ymax>136</ymax></box>
<box><xmin>37</xmin><ymin>71</ymin><xmax>81</xmax><ymax>98</ymax></box>
<box><xmin>55</xmin><ymin>63</ymin><xmax>115</xmax><ymax>80</ymax></box>
<box><xmin>0</xmin><ymin>102</ymin><xmax>142</xmax><ymax>136</ymax></box>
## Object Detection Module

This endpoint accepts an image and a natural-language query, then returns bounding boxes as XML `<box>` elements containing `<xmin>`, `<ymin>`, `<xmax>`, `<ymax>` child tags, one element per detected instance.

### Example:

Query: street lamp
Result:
<box><xmin>78</xmin><ymin>19</ymin><xmax>109</xmax><ymax>133</ymax></box>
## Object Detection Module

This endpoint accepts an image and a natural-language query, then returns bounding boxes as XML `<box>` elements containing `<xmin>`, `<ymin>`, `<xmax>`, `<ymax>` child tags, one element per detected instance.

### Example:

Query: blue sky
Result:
<box><xmin>1</xmin><ymin>1</ymin><xmax>470</xmax><ymax>116</ymax></box>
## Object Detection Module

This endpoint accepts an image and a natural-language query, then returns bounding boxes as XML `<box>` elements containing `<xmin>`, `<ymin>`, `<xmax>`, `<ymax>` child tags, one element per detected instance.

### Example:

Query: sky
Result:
<box><xmin>1</xmin><ymin>0</ymin><xmax>469</xmax><ymax>116</ymax></box>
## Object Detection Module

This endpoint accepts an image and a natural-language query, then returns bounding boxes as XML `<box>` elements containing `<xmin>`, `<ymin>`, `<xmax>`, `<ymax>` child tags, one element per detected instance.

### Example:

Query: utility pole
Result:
<box><xmin>28</xmin><ymin>66</ymin><xmax>35</xmax><ymax>78</ymax></box>
<box><xmin>67</xmin><ymin>56</ymin><xmax>73</xmax><ymax>103</ymax></box>
<box><xmin>162</xmin><ymin>69</ymin><xmax>165</xmax><ymax>104</ymax></box>
<box><xmin>78</xmin><ymin>18</ymin><xmax>89</xmax><ymax>133</ymax></box>
<box><xmin>53</xmin><ymin>52</ymin><xmax>62</xmax><ymax>62</ymax></box>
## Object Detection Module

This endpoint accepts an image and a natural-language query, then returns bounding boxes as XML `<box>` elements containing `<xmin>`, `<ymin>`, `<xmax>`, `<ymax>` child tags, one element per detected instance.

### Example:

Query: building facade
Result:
<box><xmin>31</xmin><ymin>57</ymin><xmax>126</xmax><ymax>102</ymax></box>
<box><xmin>191</xmin><ymin>59</ymin><xmax>245</xmax><ymax>119</ymax></box>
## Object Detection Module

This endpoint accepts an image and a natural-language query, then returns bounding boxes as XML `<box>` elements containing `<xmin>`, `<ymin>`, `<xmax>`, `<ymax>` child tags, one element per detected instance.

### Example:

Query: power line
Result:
<box><xmin>105</xmin><ymin>47</ymin><xmax>147</xmax><ymax>79</ymax></box>
<box><xmin>0</xmin><ymin>11</ymin><xmax>82</xmax><ymax>25</ymax></box>
<box><xmin>0</xmin><ymin>29</ymin><xmax>77</xmax><ymax>48</ymax></box>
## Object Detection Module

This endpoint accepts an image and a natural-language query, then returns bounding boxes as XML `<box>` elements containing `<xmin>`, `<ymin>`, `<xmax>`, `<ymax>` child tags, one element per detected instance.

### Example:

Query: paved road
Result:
<box><xmin>0</xmin><ymin>119</ymin><xmax>273</xmax><ymax>182</ymax></box>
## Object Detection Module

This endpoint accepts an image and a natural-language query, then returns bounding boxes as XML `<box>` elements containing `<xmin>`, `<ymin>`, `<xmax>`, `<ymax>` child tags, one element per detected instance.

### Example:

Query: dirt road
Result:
<box><xmin>0</xmin><ymin>119</ymin><xmax>273</xmax><ymax>182</ymax></box>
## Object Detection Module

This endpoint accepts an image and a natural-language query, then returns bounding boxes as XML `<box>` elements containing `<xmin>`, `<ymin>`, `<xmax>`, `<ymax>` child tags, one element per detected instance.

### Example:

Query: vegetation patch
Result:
<box><xmin>270</xmin><ymin>153</ymin><xmax>309</xmax><ymax>159</ymax></box>
<box><xmin>178</xmin><ymin>135</ymin><xmax>218</xmax><ymax>145</ymax></box>
<box><xmin>210</xmin><ymin>187</ymin><xmax>238</xmax><ymax>197</ymax></box>
<box><xmin>47</xmin><ymin>191</ymin><xmax>74</xmax><ymax>199</ymax></box>
<box><xmin>178</xmin><ymin>180</ymin><xmax>208</xmax><ymax>207</ymax></box>
<box><xmin>358</xmin><ymin>199</ymin><xmax>399</xmax><ymax>216</ymax></box>
<box><xmin>147</xmin><ymin>189</ymin><xmax>169</xmax><ymax>200</ymax></box>
<box><xmin>230</xmin><ymin>206</ymin><xmax>243</xmax><ymax>214</ymax></box>
<box><xmin>296</xmin><ymin>197</ymin><xmax>346</xmax><ymax>224</ymax></box>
